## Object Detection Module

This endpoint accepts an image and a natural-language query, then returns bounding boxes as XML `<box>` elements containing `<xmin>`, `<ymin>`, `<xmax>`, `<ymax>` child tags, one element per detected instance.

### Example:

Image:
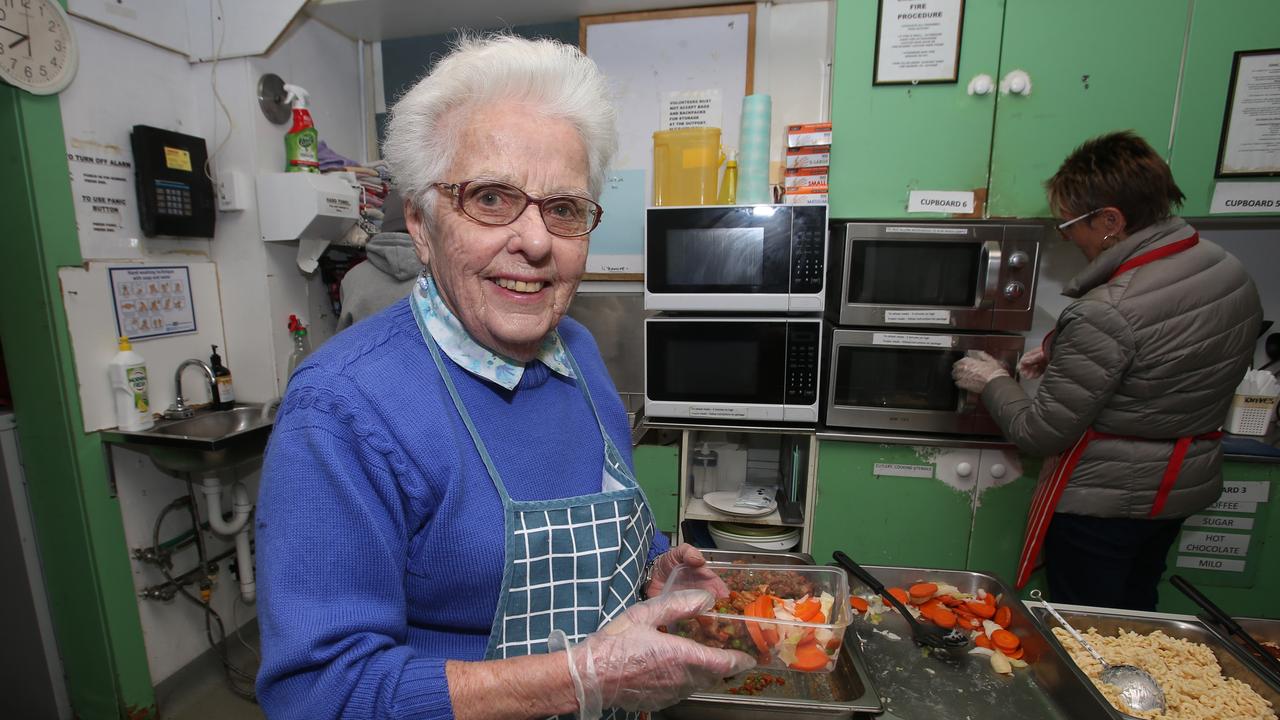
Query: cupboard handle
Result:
<box><xmin>967</xmin><ymin>74</ymin><xmax>994</xmax><ymax>96</ymax></box>
<box><xmin>1001</xmin><ymin>70</ymin><xmax>1033</xmax><ymax>96</ymax></box>
<box><xmin>956</xmin><ymin>462</ymin><xmax>973</xmax><ymax>478</ymax></box>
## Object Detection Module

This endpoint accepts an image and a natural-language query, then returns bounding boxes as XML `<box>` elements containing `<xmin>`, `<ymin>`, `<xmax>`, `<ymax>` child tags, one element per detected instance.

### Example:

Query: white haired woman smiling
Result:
<box><xmin>255</xmin><ymin>34</ymin><xmax>753</xmax><ymax>720</ymax></box>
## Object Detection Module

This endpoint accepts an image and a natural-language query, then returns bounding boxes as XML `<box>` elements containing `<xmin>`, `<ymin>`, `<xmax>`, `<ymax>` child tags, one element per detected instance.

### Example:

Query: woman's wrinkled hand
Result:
<box><xmin>952</xmin><ymin>350</ymin><xmax>1010</xmax><ymax>393</ymax></box>
<box><xmin>550</xmin><ymin>590</ymin><xmax>756</xmax><ymax>720</ymax></box>
<box><xmin>645</xmin><ymin>544</ymin><xmax>727</xmax><ymax>598</ymax></box>
<box><xmin>1018</xmin><ymin>347</ymin><xmax>1048</xmax><ymax>380</ymax></box>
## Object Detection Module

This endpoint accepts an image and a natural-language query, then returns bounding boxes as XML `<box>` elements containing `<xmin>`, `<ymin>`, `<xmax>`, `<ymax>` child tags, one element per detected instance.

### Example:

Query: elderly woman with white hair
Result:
<box><xmin>255</xmin><ymin>34</ymin><xmax>754</xmax><ymax>720</ymax></box>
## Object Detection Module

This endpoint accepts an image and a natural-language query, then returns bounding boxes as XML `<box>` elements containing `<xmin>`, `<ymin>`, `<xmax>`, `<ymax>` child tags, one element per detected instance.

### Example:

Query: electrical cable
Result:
<box><xmin>204</xmin><ymin>0</ymin><xmax>233</xmax><ymax>184</ymax></box>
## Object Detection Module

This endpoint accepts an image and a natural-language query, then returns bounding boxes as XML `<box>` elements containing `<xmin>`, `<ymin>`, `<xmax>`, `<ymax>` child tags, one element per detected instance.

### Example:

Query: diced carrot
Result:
<box><xmin>991</xmin><ymin>629</ymin><xmax>1020</xmax><ymax>653</ymax></box>
<box><xmin>790</xmin><ymin>641</ymin><xmax>832</xmax><ymax>672</ymax></box>
<box><xmin>965</xmin><ymin>601</ymin><xmax>996</xmax><ymax>619</ymax></box>
<box><xmin>908</xmin><ymin>583</ymin><xmax>938</xmax><ymax>602</ymax></box>
<box><xmin>1005</xmin><ymin>646</ymin><xmax>1025</xmax><ymax>660</ymax></box>
<box><xmin>974</xmin><ymin>634</ymin><xmax>992</xmax><ymax>649</ymax></box>
<box><xmin>849</xmin><ymin>596</ymin><xmax>869</xmax><ymax>614</ymax></box>
<box><xmin>885</xmin><ymin>587</ymin><xmax>909</xmax><ymax>605</ymax></box>
<box><xmin>930</xmin><ymin>608</ymin><xmax>957</xmax><ymax>629</ymax></box>
<box><xmin>994</xmin><ymin>606</ymin><xmax>1012</xmax><ymax>628</ymax></box>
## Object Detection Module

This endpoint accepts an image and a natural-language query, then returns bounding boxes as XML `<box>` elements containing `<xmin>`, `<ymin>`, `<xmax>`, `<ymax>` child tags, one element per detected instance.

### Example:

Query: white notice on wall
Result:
<box><xmin>109</xmin><ymin>266</ymin><xmax>196</xmax><ymax>340</ymax></box>
<box><xmin>872</xmin><ymin>332</ymin><xmax>954</xmax><ymax>349</ymax></box>
<box><xmin>1179</xmin><ymin>530</ymin><xmax>1251</xmax><ymax>556</ymax></box>
<box><xmin>874</xmin><ymin>463</ymin><xmax>934</xmax><ymax>478</ymax></box>
<box><xmin>907</xmin><ymin>190</ymin><xmax>974</xmax><ymax>214</ymax></box>
<box><xmin>1219</xmin><ymin>480</ymin><xmax>1270</xmax><ymax>503</ymax></box>
<box><xmin>885</xmin><ymin>310</ymin><xmax>952</xmax><ymax>325</ymax></box>
<box><xmin>67</xmin><ymin>138</ymin><xmax>139</xmax><ymax>255</ymax></box>
<box><xmin>1184</xmin><ymin>514</ymin><xmax>1255</xmax><ymax>531</ymax></box>
<box><xmin>1176</xmin><ymin>556</ymin><xmax>1246</xmax><ymax>573</ymax></box>
<box><xmin>1209</xmin><ymin>182</ymin><xmax>1280</xmax><ymax>214</ymax></box>
<box><xmin>1218</xmin><ymin>51</ymin><xmax>1280</xmax><ymax>175</ymax></box>
<box><xmin>874</xmin><ymin>0</ymin><xmax>964</xmax><ymax>84</ymax></box>
<box><xmin>661</xmin><ymin>89</ymin><xmax>723</xmax><ymax>130</ymax></box>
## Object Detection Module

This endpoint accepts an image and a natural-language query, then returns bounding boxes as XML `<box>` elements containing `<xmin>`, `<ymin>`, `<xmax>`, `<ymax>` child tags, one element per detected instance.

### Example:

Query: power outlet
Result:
<box><xmin>216</xmin><ymin>170</ymin><xmax>250</xmax><ymax>212</ymax></box>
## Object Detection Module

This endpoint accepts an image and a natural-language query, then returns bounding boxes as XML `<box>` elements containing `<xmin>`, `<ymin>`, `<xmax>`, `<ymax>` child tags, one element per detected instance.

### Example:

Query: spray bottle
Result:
<box><xmin>108</xmin><ymin>336</ymin><xmax>154</xmax><ymax>431</ymax></box>
<box><xmin>283</xmin><ymin>84</ymin><xmax>320</xmax><ymax>174</ymax></box>
<box><xmin>287</xmin><ymin>315</ymin><xmax>312</xmax><ymax>379</ymax></box>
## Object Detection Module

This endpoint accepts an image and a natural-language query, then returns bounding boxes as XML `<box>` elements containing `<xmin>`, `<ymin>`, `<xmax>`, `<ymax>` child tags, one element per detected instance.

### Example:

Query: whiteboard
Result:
<box><xmin>584</xmin><ymin>7</ymin><xmax>754</xmax><ymax>209</ymax></box>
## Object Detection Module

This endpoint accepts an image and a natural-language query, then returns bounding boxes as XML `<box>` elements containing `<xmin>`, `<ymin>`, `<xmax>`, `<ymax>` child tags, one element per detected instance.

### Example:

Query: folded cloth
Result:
<box><xmin>318</xmin><ymin>141</ymin><xmax>357</xmax><ymax>171</ymax></box>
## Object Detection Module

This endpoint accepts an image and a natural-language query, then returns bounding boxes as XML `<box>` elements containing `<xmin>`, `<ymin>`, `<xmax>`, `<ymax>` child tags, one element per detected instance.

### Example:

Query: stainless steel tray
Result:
<box><xmin>661</xmin><ymin>549</ymin><xmax>883</xmax><ymax>719</ymax></box>
<box><xmin>1199</xmin><ymin>616</ymin><xmax>1280</xmax><ymax>684</ymax></box>
<box><xmin>844</xmin><ymin>565</ymin><xmax>1110</xmax><ymax>720</ymax></box>
<box><xmin>1027</xmin><ymin>603</ymin><xmax>1280</xmax><ymax>719</ymax></box>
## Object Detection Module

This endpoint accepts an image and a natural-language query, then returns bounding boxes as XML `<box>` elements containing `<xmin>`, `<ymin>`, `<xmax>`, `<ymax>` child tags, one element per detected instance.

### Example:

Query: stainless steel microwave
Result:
<box><xmin>645</xmin><ymin>316</ymin><xmax>821</xmax><ymax>423</ymax></box>
<box><xmin>645</xmin><ymin>204</ymin><xmax>827</xmax><ymax>312</ymax></box>
<box><xmin>828</xmin><ymin>222</ymin><xmax>1040</xmax><ymax>331</ymax></box>
<box><xmin>823</xmin><ymin>326</ymin><xmax>1024</xmax><ymax>435</ymax></box>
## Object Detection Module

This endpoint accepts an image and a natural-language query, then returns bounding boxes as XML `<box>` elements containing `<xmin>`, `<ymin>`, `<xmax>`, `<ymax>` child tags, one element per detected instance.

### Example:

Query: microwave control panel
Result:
<box><xmin>785</xmin><ymin>321</ymin><xmax>821</xmax><ymax>405</ymax></box>
<box><xmin>789</xmin><ymin>206</ymin><xmax>826</xmax><ymax>294</ymax></box>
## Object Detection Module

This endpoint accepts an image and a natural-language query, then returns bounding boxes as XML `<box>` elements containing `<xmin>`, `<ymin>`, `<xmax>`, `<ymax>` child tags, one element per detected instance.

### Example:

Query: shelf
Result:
<box><xmin>681</xmin><ymin>497</ymin><xmax>804</xmax><ymax>529</ymax></box>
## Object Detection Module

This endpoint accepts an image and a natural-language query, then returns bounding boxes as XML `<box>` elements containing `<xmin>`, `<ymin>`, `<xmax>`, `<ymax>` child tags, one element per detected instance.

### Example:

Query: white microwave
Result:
<box><xmin>645</xmin><ymin>204</ymin><xmax>827</xmax><ymax>312</ymax></box>
<box><xmin>823</xmin><ymin>325</ymin><xmax>1024</xmax><ymax>435</ymax></box>
<box><xmin>828</xmin><ymin>222</ymin><xmax>1041</xmax><ymax>331</ymax></box>
<box><xmin>645</xmin><ymin>316</ymin><xmax>821</xmax><ymax>423</ymax></box>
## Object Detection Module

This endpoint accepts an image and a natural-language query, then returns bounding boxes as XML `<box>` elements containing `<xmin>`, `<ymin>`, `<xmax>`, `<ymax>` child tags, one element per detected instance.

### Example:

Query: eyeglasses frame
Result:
<box><xmin>1056</xmin><ymin>207</ymin><xmax>1104</xmax><ymax>237</ymax></box>
<box><xmin>432</xmin><ymin>180</ymin><xmax>603</xmax><ymax>238</ymax></box>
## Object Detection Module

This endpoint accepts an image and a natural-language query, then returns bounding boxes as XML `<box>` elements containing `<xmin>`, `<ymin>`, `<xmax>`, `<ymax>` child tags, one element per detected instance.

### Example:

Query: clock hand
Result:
<box><xmin>8</xmin><ymin>34</ymin><xmax>29</xmax><ymax>51</ymax></box>
<box><xmin>0</xmin><ymin>24</ymin><xmax>25</xmax><ymax>38</ymax></box>
<box><xmin>24</xmin><ymin>6</ymin><xmax>30</xmax><ymax>57</ymax></box>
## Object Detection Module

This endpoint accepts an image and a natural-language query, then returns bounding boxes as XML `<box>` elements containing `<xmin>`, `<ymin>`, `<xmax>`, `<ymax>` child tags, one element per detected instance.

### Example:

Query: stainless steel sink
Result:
<box><xmin>102</xmin><ymin>403</ymin><xmax>277</xmax><ymax>475</ymax></box>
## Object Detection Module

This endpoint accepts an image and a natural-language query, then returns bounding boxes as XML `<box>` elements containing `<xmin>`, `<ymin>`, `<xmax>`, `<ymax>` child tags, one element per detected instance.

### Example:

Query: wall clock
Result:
<box><xmin>0</xmin><ymin>0</ymin><xmax>77</xmax><ymax>95</ymax></box>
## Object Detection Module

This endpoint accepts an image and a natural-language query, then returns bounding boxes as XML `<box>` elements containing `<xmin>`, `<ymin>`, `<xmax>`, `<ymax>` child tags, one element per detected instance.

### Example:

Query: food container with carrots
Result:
<box><xmin>663</xmin><ymin>562</ymin><xmax>851</xmax><ymax>673</ymax></box>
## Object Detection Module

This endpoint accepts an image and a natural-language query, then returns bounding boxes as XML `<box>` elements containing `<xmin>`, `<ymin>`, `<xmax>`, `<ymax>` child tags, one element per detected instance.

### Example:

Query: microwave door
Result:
<box><xmin>839</xmin><ymin>237</ymin><xmax>987</xmax><ymax>328</ymax></box>
<box><xmin>826</xmin><ymin>342</ymin><xmax>968</xmax><ymax>433</ymax></box>
<box><xmin>977</xmin><ymin>240</ymin><xmax>1002</xmax><ymax>310</ymax></box>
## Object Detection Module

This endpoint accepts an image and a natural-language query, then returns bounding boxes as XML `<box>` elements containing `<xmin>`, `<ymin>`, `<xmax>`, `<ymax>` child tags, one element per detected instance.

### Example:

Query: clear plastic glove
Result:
<box><xmin>549</xmin><ymin>589</ymin><xmax>756</xmax><ymax>719</ymax></box>
<box><xmin>1018</xmin><ymin>346</ymin><xmax>1048</xmax><ymax>380</ymax></box>
<box><xmin>645</xmin><ymin>544</ymin><xmax>728</xmax><ymax>598</ymax></box>
<box><xmin>951</xmin><ymin>350</ymin><xmax>1010</xmax><ymax>393</ymax></box>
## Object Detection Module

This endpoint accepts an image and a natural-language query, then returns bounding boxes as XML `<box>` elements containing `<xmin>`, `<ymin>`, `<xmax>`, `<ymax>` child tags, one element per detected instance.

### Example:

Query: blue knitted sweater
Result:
<box><xmin>255</xmin><ymin>299</ymin><xmax>666</xmax><ymax>719</ymax></box>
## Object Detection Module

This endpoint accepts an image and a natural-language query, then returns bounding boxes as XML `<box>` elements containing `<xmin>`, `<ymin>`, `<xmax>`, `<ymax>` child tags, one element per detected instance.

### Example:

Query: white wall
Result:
<box><xmin>58</xmin><ymin>11</ymin><xmax>362</xmax><ymax>685</ymax></box>
<box><xmin>753</xmin><ymin>1</ymin><xmax>833</xmax><ymax>168</ymax></box>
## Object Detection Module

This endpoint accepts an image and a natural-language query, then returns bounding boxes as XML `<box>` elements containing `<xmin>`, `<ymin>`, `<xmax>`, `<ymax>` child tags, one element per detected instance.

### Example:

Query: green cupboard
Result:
<box><xmin>828</xmin><ymin>0</ymin><xmax>1187</xmax><ymax>219</ymax></box>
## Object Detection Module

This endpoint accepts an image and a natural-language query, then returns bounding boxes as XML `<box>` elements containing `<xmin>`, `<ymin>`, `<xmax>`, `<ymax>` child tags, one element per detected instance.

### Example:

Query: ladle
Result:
<box><xmin>1031</xmin><ymin>589</ymin><xmax>1166</xmax><ymax>715</ymax></box>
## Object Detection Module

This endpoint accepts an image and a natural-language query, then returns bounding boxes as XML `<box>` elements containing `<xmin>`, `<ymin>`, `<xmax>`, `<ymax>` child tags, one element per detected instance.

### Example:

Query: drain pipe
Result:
<box><xmin>200</xmin><ymin>474</ymin><xmax>255</xmax><ymax>603</ymax></box>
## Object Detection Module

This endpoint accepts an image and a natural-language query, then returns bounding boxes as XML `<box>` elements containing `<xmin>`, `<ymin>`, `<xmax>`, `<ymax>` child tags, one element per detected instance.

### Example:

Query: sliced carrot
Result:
<box><xmin>918</xmin><ymin>598</ymin><xmax>945</xmax><ymax>614</ymax></box>
<box><xmin>849</xmin><ymin>596</ymin><xmax>869</xmax><ymax>613</ymax></box>
<box><xmin>908</xmin><ymin>582</ymin><xmax>938</xmax><ymax>602</ymax></box>
<box><xmin>991</xmin><ymin>629</ymin><xmax>1020</xmax><ymax>653</ymax></box>
<box><xmin>930</xmin><ymin>608</ymin><xmax>957</xmax><ymax>629</ymax></box>
<box><xmin>795</xmin><ymin>598</ymin><xmax>822</xmax><ymax>622</ymax></box>
<box><xmin>1004</xmin><ymin>646</ymin><xmax>1025</xmax><ymax>660</ymax></box>
<box><xmin>790</xmin><ymin>641</ymin><xmax>832</xmax><ymax>672</ymax></box>
<box><xmin>974</xmin><ymin>634</ymin><xmax>992</xmax><ymax>649</ymax></box>
<box><xmin>994</xmin><ymin>606</ymin><xmax>1012</xmax><ymax>628</ymax></box>
<box><xmin>985</xmin><ymin>591</ymin><xmax>998</xmax><ymax>607</ymax></box>
<box><xmin>763</xmin><ymin>625</ymin><xmax>779</xmax><ymax>647</ymax></box>
<box><xmin>939</xmin><ymin>595</ymin><xmax>964</xmax><ymax>608</ymax></box>
<box><xmin>885</xmin><ymin>587</ymin><xmax>909</xmax><ymax>606</ymax></box>
<box><xmin>965</xmin><ymin>600</ymin><xmax>996</xmax><ymax>619</ymax></box>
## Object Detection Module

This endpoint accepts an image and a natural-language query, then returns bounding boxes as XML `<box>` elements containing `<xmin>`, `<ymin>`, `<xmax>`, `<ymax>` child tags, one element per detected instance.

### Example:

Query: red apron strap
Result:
<box><xmin>1109</xmin><ymin>233</ymin><xmax>1199</xmax><ymax>281</ymax></box>
<box><xmin>1015</xmin><ymin>429</ymin><xmax>1097</xmax><ymax>588</ymax></box>
<box><xmin>1148</xmin><ymin>430</ymin><xmax>1224</xmax><ymax>517</ymax></box>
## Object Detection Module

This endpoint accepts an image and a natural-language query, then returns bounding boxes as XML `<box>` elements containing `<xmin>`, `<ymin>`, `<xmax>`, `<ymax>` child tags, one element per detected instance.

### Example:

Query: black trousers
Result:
<box><xmin>1043</xmin><ymin>513</ymin><xmax>1184</xmax><ymax>611</ymax></box>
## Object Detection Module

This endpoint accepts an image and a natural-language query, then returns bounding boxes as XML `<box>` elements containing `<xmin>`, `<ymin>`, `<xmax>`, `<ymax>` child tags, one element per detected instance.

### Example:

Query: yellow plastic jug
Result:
<box><xmin>652</xmin><ymin>128</ymin><xmax>723</xmax><ymax>206</ymax></box>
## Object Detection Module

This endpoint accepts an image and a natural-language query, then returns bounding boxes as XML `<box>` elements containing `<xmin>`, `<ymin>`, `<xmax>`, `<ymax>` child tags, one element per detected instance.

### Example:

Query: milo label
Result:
<box><xmin>126</xmin><ymin>365</ymin><xmax>150</xmax><ymax>413</ymax></box>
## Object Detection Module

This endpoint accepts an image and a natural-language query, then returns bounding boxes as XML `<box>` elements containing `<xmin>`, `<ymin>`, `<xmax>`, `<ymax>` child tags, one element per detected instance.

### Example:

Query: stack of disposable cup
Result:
<box><xmin>736</xmin><ymin>94</ymin><xmax>772</xmax><ymax>204</ymax></box>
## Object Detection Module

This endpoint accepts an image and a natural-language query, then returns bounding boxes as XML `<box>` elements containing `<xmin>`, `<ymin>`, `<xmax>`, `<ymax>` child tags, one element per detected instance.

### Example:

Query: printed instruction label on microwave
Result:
<box><xmin>872</xmin><ymin>332</ymin><xmax>954</xmax><ymax>349</ymax></box>
<box><xmin>884</xmin><ymin>309</ymin><xmax>952</xmax><ymax>325</ymax></box>
<box><xmin>885</xmin><ymin>225</ymin><xmax>970</xmax><ymax>235</ymax></box>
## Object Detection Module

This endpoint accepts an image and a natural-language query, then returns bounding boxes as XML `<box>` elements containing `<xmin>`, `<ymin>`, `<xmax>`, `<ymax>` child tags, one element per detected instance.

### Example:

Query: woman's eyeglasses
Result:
<box><xmin>1056</xmin><ymin>208</ymin><xmax>1102</xmax><ymax>238</ymax></box>
<box><xmin>433</xmin><ymin>180</ymin><xmax>603</xmax><ymax>238</ymax></box>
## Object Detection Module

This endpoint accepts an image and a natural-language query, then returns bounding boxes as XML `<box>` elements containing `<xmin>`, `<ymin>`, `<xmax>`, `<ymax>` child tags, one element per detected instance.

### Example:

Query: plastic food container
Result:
<box><xmin>663</xmin><ymin>561</ymin><xmax>851</xmax><ymax>672</ymax></box>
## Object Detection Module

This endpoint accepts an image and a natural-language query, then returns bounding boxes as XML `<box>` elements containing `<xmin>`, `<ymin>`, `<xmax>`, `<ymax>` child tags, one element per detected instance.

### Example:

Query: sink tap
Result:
<box><xmin>165</xmin><ymin>359</ymin><xmax>217</xmax><ymax>420</ymax></box>
<box><xmin>260</xmin><ymin>396</ymin><xmax>282</xmax><ymax>422</ymax></box>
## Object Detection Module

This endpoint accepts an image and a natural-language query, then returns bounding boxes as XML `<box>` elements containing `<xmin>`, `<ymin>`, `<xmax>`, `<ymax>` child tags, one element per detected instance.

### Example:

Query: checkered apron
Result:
<box><xmin>415</xmin><ymin>302</ymin><xmax>654</xmax><ymax>720</ymax></box>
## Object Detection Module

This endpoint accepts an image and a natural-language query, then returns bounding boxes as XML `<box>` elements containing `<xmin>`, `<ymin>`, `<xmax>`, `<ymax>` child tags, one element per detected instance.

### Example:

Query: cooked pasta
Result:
<box><xmin>1052</xmin><ymin>627</ymin><xmax>1276</xmax><ymax>720</ymax></box>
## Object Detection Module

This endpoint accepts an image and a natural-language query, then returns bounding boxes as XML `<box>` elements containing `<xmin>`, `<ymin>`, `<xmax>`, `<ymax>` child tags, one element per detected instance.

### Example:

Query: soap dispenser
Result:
<box><xmin>209</xmin><ymin>344</ymin><xmax>235</xmax><ymax>410</ymax></box>
<box><xmin>287</xmin><ymin>315</ymin><xmax>312</xmax><ymax>379</ymax></box>
<box><xmin>690</xmin><ymin>442</ymin><xmax>719</xmax><ymax>499</ymax></box>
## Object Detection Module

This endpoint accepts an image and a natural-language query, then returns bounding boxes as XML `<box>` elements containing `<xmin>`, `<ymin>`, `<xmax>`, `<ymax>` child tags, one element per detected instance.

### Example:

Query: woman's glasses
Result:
<box><xmin>1056</xmin><ymin>208</ymin><xmax>1102</xmax><ymax>238</ymax></box>
<box><xmin>433</xmin><ymin>180</ymin><xmax>603</xmax><ymax>238</ymax></box>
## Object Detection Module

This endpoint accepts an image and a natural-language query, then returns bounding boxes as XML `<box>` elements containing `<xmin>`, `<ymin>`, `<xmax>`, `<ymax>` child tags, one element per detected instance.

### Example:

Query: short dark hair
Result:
<box><xmin>1046</xmin><ymin>130</ymin><xmax>1185</xmax><ymax>233</ymax></box>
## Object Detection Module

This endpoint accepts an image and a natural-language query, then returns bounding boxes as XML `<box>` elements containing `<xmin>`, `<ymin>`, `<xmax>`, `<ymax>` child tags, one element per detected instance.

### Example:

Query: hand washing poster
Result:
<box><xmin>109</xmin><ymin>266</ymin><xmax>197</xmax><ymax>340</ymax></box>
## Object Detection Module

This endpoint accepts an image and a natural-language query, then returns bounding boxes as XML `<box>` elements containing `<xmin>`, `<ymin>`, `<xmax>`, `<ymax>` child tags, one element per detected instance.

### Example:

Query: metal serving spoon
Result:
<box><xmin>1031</xmin><ymin>590</ymin><xmax>1166</xmax><ymax>715</ymax></box>
<box><xmin>833</xmin><ymin>551</ymin><xmax>969</xmax><ymax>658</ymax></box>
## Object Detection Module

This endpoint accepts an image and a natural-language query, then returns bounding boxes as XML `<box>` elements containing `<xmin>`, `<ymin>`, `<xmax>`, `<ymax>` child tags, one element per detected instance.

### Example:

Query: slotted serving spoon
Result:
<box><xmin>1031</xmin><ymin>589</ymin><xmax>1166</xmax><ymax>715</ymax></box>
<box><xmin>833</xmin><ymin>551</ymin><xmax>969</xmax><ymax>658</ymax></box>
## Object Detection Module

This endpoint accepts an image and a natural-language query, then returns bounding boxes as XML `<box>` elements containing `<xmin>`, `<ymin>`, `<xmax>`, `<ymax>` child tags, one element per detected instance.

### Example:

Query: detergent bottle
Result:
<box><xmin>286</xmin><ymin>315</ymin><xmax>312</xmax><ymax>379</ymax></box>
<box><xmin>283</xmin><ymin>84</ymin><xmax>320</xmax><ymax>173</ymax></box>
<box><xmin>108</xmin><ymin>336</ymin><xmax>154</xmax><ymax>431</ymax></box>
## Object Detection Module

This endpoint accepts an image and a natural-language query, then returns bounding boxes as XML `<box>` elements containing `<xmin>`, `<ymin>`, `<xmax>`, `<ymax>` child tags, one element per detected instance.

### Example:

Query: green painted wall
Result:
<box><xmin>0</xmin><ymin>27</ymin><xmax>155</xmax><ymax>720</ymax></box>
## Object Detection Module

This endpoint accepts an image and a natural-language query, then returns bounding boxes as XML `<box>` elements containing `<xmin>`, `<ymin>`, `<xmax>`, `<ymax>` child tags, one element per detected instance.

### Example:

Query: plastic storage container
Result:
<box><xmin>652</xmin><ymin>127</ymin><xmax>722</xmax><ymax>206</ymax></box>
<box><xmin>663</xmin><ymin>561</ymin><xmax>850</xmax><ymax>672</ymax></box>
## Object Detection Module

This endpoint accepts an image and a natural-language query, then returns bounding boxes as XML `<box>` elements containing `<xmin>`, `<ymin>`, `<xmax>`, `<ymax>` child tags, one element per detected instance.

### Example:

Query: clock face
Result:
<box><xmin>0</xmin><ymin>0</ymin><xmax>77</xmax><ymax>95</ymax></box>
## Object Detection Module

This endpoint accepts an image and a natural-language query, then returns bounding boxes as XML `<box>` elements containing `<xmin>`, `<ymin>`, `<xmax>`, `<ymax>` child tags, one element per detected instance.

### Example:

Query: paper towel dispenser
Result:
<box><xmin>256</xmin><ymin>172</ymin><xmax>360</xmax><ymax>272</ymax></box>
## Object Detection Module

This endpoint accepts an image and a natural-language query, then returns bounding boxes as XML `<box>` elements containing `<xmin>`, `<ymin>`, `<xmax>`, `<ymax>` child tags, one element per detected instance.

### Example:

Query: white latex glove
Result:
<box><xmin>644</xmin><ymin>544</ymin><xmax>728</xmax><ymax>598</ymax></box>
<box><xmin>1018</xmin><ymin>346</ymin><xmax>1048</xmax><ymax>380</ymax></box>
<box><xmin>549</xmin><ymin>589</ymin><xmax>756</xmax><ymax>719</ymax></box>
<box><xmin>952</xmin><ymin>350</ymin><xmax>1010</xmax><ymax>393</ymax></box>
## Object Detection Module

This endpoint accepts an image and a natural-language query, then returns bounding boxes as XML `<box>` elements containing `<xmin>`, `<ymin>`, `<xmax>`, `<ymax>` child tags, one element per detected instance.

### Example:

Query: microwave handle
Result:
<box><xmin>979</xmin><ymin>240</ymin><xmax>1002</xmax><ymax>308</ymax></box>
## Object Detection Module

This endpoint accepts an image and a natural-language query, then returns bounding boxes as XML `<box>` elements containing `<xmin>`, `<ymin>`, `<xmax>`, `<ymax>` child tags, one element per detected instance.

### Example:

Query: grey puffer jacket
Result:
<box><xmin>982</xmin><ymin>217</ymin><xmax>1262</xmax><ymax>519</ymax></box>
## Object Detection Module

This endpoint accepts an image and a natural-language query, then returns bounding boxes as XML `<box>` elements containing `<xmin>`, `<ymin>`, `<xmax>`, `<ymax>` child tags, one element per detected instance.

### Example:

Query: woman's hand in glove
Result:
<box><xmin>951</xmin><ymin>350</ymin><xmax>1010</xmax><ymax>393</ymax></box>
<box><xmin>550</xmin><ymin>590</ymin><xmax>756</xmax><ymax>719</ymax></box>
<box><xmin>644</xmin><ymin>543</ymin><xmax>727</xmax><ymax>598</ymax></box>
<box><xmin>1018</xmin><ymin>346</ymin><xmax>1048</xmax><ymax>380</ymax></box>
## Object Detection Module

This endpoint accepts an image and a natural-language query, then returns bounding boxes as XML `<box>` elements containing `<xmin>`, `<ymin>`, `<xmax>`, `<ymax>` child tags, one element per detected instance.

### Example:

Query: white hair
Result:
<box><xmin>383</xmin><ymin>33</ymin><xmax>618</xmax><ymax>216</ymax></box>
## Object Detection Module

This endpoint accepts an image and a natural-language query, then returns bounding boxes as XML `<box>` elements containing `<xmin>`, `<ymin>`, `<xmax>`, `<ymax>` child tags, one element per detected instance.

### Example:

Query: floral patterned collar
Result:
<box><xmin>412</xmin><ymin>274</ymin><xmax>575</xmax><ymax>390</ymax></box>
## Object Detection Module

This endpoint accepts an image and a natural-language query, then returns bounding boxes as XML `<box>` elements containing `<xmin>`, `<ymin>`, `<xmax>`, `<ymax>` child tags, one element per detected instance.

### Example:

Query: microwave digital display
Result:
<box><xmin>848</xmin><ymin>241</ymin><xmax>981</xmax><ymax>306</ymax></box>
<box><xmin>666</xmin><ymin>228</ymin><xmax>765</xmax><ymax>286</ymax></box>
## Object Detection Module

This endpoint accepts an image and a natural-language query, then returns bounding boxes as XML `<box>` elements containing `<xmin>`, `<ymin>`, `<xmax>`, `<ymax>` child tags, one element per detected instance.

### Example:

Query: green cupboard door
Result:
<box><xmin>987</xmin><ymin>0</ymin><xmax>1186</xmax><ymax>218</ymax></box>
<box><xmin>810</xmin><ymin>441</ymin><xmax>977</xmax><ymax>569</ymax></box>
<box><xmin>966</xmin><ymin>449</ymin><xmax>1043</xmax><ymax>588</ymax></box>
<box><xmin>634</xmin><ymin>444</ymin><xmax>680</xmax><ymax>534</ymax></box>
<box><xmin>1170</xmin><ymin>0</ymin><xmax>1280</xmax><ymax>217</ymax></box>
<box><xmin>828</xmin><ymin>0</ymin><xmax>1005</xmax><ymax>219</ymax></box>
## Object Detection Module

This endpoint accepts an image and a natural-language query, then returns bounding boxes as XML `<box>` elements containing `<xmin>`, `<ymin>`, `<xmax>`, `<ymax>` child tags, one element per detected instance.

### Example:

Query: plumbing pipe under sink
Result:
<box><xmin>200</xmin><ymin>474</ymin><xmax>255</xmax><ymax>603</ymax></box>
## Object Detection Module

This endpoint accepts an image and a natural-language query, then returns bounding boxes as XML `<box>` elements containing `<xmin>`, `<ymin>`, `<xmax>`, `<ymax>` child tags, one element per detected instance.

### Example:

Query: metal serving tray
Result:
<box><xmin>1027</xmin><ymin>603</ymin><xmax>1280</xmax><ymax>719</ymax></box>
<box><xmin>1199</xmin><ymin>616</ymin><xmax>1280</xmax><ymax>685</ymax></box>
<box><xmin>660</xmin><ymin>550</ymin><xmax>883</xmax><ymax>719</ymax></box>
<box><xmin>844</xmin><ymin>566</ymin><xmax>1110</xmax><ymax>720</ymax></box>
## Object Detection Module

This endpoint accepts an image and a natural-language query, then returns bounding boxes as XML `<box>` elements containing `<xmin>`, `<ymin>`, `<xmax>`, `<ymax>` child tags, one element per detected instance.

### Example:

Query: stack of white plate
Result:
<box><xmin>708</xmin><ymin>522</ymin><xmax>800</xmax><ymax>552</ymax></box>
